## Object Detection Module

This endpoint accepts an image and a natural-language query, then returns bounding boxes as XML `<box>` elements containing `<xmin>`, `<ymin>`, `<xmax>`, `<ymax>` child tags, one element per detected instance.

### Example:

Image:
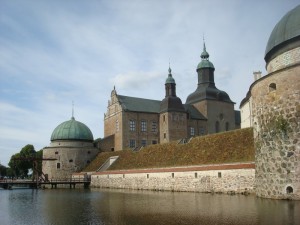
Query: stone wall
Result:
<box><xmin>90</xmin><ymin>163</ymin><xmax>255</xmax><ymax>194</ymax></box>
<box><xmin>43</xmin><ymin>141</ymin><xmax>99</xmax><ymax>179</ymax></box>
<box><xmin>252</xmin><ymin>64</ymin><xmax>300</xmax><ymax>200</ymax></box>
<box><xmin>97</xmin><ymin>134</ymin><xmax>115</xmax><ymax>152</ymax></box>
<box><xmin>267</xmin><ymin>47</ymin><xmax>300</xmax><ymax>73</ymax></box>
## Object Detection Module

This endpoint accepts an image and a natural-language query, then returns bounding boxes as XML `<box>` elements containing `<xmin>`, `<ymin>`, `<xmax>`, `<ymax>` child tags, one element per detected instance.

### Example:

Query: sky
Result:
<box><xmin>0</xmin><ymin>0</ymin><xmax>299</xmax><ymax>166</ymax></box>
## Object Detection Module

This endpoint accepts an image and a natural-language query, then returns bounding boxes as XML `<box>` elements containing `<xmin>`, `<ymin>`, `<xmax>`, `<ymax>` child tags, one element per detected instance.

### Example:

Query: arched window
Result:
<box><xmin>56</xmin><ymin>163</ymin><xmax>61</xmax><ymax>169</ymax></box>
<box><xmin>225</xmin><ymin>122</ymin><xmax>229</xmax><ymax>131</ymax></box>
<box><xmin>215</xmin><ymin>121</ymin><xmax>220</xmax><ymax>133</ymax></box>
<box><xmin>269</xmin><ymin>83</ymin><xmax>276</xmax><ymax>92</ymax></box>
<box><xmin>286</xmin><ymin>186</ymin><xmax>293</xmax><ymax>194</ymax></box>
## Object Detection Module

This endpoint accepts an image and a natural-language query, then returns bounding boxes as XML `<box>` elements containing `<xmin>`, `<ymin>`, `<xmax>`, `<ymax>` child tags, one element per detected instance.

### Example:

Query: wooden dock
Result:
<box><xmin>0</xmin><ymin>178</ymin><xmax>90</xmax><ymax>189</ymax></box>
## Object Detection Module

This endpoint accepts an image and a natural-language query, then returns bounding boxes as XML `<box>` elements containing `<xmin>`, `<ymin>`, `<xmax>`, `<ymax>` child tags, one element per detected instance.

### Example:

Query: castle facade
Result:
<box><xmin>101</xmin><ymin>44</ymin><xmax>240</xmax><ymax>151</ymax></box>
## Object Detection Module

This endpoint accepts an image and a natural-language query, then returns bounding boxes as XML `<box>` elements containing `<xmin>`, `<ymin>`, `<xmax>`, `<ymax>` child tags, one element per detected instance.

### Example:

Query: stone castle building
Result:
<box><xmin>240</xmin><ymin>5</ymin><xmax>300</xmax><ymax>199</ymax></box>
<box><xmin>101</xmin><ymin>44</ymin><xmax>240</xmax><ymax>151</ymax></box>
<box><xmin>43</xmin><ymin>117</ymin><xmax>99</xmax><ymax>179</ymax></box>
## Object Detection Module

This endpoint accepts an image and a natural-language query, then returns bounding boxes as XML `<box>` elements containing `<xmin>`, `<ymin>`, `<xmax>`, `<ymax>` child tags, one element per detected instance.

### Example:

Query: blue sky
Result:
<box><xmin>0</xmin><ymin>0</ymin><xmax>299</xmax><ymax>166</ymax></box>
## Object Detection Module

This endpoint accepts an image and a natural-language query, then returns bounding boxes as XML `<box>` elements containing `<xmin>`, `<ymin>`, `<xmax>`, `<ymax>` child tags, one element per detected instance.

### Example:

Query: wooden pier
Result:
<box><xmin>0</xmin><ymin>178</ymin><xmax>90</xmax><ymax>189</ymax></box>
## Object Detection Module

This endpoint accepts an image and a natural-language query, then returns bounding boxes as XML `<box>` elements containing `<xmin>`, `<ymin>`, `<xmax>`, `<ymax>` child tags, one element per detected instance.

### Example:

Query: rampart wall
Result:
<box><xmin>90</xmin><ymin>163</ymin><xmax>255</xmax><ymax>194</ymax></box>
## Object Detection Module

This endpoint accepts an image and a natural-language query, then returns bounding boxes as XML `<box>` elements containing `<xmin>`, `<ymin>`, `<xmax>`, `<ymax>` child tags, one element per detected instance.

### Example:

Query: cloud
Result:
<box><xmin>1</xmin><ymin>0</ymin><xmax>299</xmax><ymax>167</ymax></box>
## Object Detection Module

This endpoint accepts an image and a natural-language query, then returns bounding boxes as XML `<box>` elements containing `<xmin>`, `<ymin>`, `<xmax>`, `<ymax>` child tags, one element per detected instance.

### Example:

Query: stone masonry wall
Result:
<box><xmin>252</xmin><ymin>65</ymin><xmax>300</xmax><ymax>200</ymax></box>
<box><xmin>90</xmin><ymin>163</ymin><xmax>255</xmax><ymax>194</ymax></box>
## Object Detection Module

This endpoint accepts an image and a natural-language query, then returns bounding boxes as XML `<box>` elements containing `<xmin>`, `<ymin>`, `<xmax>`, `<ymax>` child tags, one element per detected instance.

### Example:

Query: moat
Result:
<box><xmin>0</xmin><ymin>188</ymin><xmax>299</xmax><ymax>225</ymax></box>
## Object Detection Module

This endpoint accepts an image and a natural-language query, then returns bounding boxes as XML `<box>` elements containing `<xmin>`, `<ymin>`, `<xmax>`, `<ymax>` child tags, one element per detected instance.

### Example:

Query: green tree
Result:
<box><xmin>0</xmin><ymin>163</ymin><xmax>7</xmax><ymax>177</ymax></box>
<box><xmin>8</xmin><ymin>144</ymin><xmax>36</xmax><ymax>177</ymax></box>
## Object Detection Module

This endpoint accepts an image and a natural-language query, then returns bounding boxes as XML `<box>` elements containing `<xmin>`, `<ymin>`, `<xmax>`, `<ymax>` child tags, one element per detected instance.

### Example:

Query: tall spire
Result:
<box><xmin>71</xmin><ymin>101</ymin><xmax>75</xmax><ymax>120</ymax></box>
<box><xmin>201</xmin><ymin>38</ymin><xmax>209</xmax><ymax>59</ymax></box>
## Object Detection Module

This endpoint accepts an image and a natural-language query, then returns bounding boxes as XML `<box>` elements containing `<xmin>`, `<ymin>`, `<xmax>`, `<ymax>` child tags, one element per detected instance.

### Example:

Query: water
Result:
<box><xmin>0</xmin><ymin>188</ymin><xmax>299</xmax><ymax>225</ymax></box>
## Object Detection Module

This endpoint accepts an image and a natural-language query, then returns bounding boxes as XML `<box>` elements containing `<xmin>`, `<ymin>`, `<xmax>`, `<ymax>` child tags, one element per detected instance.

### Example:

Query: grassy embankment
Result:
<box><xmin>83</xmin><ymin>127</ymin><xmax>254</xmax><ymax>172</ymax></box>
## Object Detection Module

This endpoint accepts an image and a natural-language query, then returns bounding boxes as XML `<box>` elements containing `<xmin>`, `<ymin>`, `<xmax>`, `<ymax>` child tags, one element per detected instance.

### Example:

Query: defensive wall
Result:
<box><xmin>89</xmin><ymin>162</ymin><xmax>255</xmax><ymax>194</ymax></box>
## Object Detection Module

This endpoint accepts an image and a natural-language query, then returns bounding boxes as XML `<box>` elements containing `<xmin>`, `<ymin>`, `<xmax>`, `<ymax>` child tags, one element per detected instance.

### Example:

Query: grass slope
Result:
<box><xmin>83</xmin><ymin>128</ymin><xmax>254</xmax><ymax>172</ymax></box>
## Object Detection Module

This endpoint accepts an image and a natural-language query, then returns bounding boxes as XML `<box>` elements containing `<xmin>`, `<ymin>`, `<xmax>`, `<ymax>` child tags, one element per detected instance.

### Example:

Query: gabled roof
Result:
<box><xmin>117</xmin><ymin>95</ymin><xmax>161</xmax><ymax>113</ymax></box>
<box><xmin>184</xmin><ymin>104</ymin><xmax>207</xmax><ymax>120</ymax></box>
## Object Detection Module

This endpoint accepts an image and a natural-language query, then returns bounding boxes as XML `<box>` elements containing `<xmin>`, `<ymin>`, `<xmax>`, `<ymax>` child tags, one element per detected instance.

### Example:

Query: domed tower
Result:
<box><xmin>160</xmin><ymin>66</ymin><xmax>187</xmax><ymax>143</ymax></box>
<box><xmin>186</xmin><ymin>42</ymin><xmax>236</xmax><ymax>134</ymax></box>
<box><xmin>252</xmin><ymin>5</ymin><xmax>300</xmax><ymax>199</ymax></box>
<box><xmin>43</xmin><ymin>117</ymin><xmax>99</xmax><ymax>179</ymax></box>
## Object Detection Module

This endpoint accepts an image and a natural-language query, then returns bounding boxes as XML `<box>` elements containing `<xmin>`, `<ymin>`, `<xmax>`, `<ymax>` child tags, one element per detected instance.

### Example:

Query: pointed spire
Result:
<box><xmin>71</xmin><ymin>101</ymin><xmax>75</xmax><ymax>120</ymax></box>
<box><xmin>201</xmin><ymin>37</ymin><xmax>209</xmax><ymax>59</ymax></box>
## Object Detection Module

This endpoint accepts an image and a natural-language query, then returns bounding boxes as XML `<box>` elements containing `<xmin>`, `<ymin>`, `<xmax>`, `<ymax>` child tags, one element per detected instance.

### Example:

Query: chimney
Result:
<box><xmin>253</xmin><ymin>71</ymin><xmax>262</xmax><ymax>81</ymax></box>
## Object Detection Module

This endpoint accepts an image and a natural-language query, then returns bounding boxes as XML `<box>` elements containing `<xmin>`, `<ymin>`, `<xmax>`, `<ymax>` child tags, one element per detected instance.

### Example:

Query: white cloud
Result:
<box><xmin>0</xmin><ymin>0</ymin><xmax>299</xmax><ymax>166</ymax></box>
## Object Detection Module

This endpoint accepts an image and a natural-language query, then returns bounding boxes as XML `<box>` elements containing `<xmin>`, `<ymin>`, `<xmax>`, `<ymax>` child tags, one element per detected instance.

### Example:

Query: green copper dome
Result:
<box><xmin>51</xmin><ymin>117</ymin><xmax>94</xmax><ymax>141</ymax></box>
<box><xmin>197</xmin><ymin>42</ymin><xmax>215</xmax><ymax>70</ymax></box>
<box><xmin>265</xmin><ymin>5</ymin><xmax>300</xmax><ymax>62</ymax></box>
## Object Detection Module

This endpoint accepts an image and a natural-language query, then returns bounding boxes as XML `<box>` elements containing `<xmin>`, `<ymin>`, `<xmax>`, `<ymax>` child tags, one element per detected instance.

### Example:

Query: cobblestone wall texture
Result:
<box><xmin>252</xmin><ymin>61</ymin><xmax>300</xmax><ymax>199</ymax></box>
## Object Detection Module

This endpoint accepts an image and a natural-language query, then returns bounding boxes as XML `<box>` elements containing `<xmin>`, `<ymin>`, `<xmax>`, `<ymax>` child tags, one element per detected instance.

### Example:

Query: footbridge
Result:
<box><xmin>0</xmin><ymin>178</ymin><xmax>91</xmax><ymax>190</ymax></box>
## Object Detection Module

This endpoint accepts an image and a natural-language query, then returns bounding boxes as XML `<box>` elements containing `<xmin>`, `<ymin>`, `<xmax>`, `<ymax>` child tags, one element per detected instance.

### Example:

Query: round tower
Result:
<box><xmin>43</xmin><ymin>117</ymin><xmax>99</xmax><ymax>179</ymax></box>
<box><xmin>253</xmin><ymin>5</ymin><xmax>300</xmax><ymax>199</ymax></box>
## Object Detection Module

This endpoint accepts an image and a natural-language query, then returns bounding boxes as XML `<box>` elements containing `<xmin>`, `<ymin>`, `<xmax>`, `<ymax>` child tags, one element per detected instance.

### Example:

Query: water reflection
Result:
<box><xmin>0</xmin><ymin>188</ymin><xmax>299</xmax><ymax>225</ymax></box>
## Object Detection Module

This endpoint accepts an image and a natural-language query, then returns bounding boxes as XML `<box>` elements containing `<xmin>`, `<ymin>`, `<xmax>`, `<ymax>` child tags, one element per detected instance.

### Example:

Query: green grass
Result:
<box><xmin>83</xmin><ymin>127</ymin><xmax>254</xmax><ymax>172</ymax></box>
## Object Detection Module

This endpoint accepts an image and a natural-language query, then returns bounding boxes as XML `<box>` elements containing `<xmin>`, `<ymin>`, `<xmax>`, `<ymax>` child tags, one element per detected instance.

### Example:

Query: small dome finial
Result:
<box><xmin>201</xmin><ymin>37</ymin><xmax>209</xmax><ymax>60</ymax></box>
<box><xmin>168</xmin><ymin>58</ymin><xmax>172</xmax><ymax>75</ymax></box>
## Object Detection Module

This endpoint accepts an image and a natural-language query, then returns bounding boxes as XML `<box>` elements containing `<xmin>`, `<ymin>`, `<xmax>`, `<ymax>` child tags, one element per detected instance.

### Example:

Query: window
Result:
<box><xmin>56</xmin><ymin>163</ymin><xmax>61</xmax><ymax>169</ymax></box>
<box><xmin>152</xmin><ymin>121</ymin><xmax>157</xmax><ymax>132</ymax></box>
<box><xmin>225</xmin><ymin>122</ymin><xmax>229</xmax><ymax>131</ymax></box>
<box><xmin>215</xmin><ymin>121</ymin><xmax>220</xmax><ymax>133</ymax></box>
<box><xmin>172</xmin><ymin>173</ymin><xmax>174</xmax><ymax>178</ymax></box>
<box><xmin>152</xmin><ymin>140</ymin><xmax>157</xmax><ymax>145</ymax></box>
<box><xmin>164</xmin><ymin>133</ymin><xmax>166</xmax><ymax>139</ymax></box>
<box><xmin>129</xmin><ymin>139</ymin><xmax>136</xmax><ymax>148</ymax></box>
<box><xmin>195</xmin><ymin>173</ymin><xmax>198</xmax><ymax>178</ymax></box>
<box><xmin>116</xmin><ymin>120</ymin><xmax>119</xmax><ymax>132</ymax></box>
<box><xmin>163</xmin><ymin>115</ymin><xmax>166</xmax><ymax>122</ymax></box>
<box><xmin>199</xmin><ymin>127</ymin><xmax>205</xmax><ymax>135</ymax></box>
<box><xmin>69</xmin><ymin>159</ymin><xmax>73</xmax><ymax>163</ymax></box>
<box><xmin>269</xmin><ymin>83</ymin><xmax>276</xmax><ymax>92</ymax></box>
<box><xmin>129</xmin><ymin>120</ymin><xmax>135</xmax><ymax>131</ymax></box>
<box><xmin>190</xmin><ymin>127</ymin><xmax>195</xmax><ymax>136</ymax></box>
<box><xmin>87</xmin><ymin>151</ymin><xmax>91</xmax><ymax>154</ymax></box>
<box><xmin>218</xmin><ymin>172</ymin><xmax>222</xmax><ymax>178</ymax></box>
<box><xmin>55</xmin><ymin>151</ymin><xmax>58</xmax><ymax>154</ymax></box>
<box><xmin>141</xmin><ymin>139</ymin><xmax>147</xmax><ymax>147</ymax></box>
<box><xmin>286</xmin><ymin>186</ymin><xmax>293</xmax><ymax>194</ymax></box>
<box><xmin>141</xmin><ymin>120</ymin><xmax>147</xmax><ymax>132</ymax></box>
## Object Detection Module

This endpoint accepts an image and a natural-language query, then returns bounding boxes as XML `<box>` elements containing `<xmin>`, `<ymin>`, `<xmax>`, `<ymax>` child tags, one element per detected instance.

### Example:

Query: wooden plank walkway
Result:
<box><xmin>0</xmin><ymin>178</ymin><xmax>90</xmax><ymax>189</ymax></box>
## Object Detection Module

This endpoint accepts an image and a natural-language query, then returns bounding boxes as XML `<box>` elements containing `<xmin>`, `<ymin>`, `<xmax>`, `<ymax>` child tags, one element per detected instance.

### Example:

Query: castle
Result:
<box><xmin>43</xmin><ymin>5</ymin><xmax>299</xmax><ymax>200</ymax></box>
<box><xmin>100</xmin><ymin>43</ymin><xmax>240</xmax><ymax>152</ymax></box>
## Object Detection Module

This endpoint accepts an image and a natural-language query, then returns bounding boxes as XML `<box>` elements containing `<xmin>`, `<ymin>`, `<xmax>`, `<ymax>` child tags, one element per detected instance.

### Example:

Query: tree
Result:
<box><xmin>0</xmin><ymin>163</ymin><xmax>7</xmax><ymax>177</ymax></box>
<box><xmin>8</xmin><ymin>144</ymin><xmax>37</xmax><ymax>177</ymax></box>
